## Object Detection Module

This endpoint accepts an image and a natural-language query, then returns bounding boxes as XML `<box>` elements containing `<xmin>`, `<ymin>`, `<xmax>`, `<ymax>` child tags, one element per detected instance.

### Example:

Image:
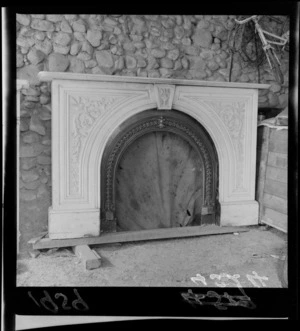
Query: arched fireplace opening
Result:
<box><xmin>101</xmin><ymin>109</ymin><xmax>219</xmax><ymax>233</ymax></box>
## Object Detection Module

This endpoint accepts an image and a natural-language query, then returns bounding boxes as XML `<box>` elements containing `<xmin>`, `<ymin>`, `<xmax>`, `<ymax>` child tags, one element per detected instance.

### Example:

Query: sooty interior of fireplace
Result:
<box><xmin>101</xmin><ymin>109</ymin><xmax>219</xmax><ymax>233</ymax></box>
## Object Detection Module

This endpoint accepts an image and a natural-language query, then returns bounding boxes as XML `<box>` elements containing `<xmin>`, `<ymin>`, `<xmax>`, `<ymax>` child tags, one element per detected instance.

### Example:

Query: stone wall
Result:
<box><xmin>16</xmin><ymin>14</ymin><xmax>289</xmax><ymax>253</ymax></box>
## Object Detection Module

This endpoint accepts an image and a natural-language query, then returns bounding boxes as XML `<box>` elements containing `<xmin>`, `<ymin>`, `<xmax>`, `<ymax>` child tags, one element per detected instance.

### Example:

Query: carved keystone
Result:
<box><xmin>154</xmin><ymin>84</ymin><xmax>175</xmax><ymax>110</ymax></box>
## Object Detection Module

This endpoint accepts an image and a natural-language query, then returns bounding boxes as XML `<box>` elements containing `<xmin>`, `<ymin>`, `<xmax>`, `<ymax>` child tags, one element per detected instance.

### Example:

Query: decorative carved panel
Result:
<box><xmin>42</xmin><ymin>73</ymin><xmax>264</xmax><ymax>239</ymax></box>
<box><xmin>154</xmin><ymin>84</ymin><xmax>175</xmax><ymax>110</ymax></box>
<box><xmin>62</xmin><ymin>88</ymin><xmax>152</xmax><ymax>200</ymax></box>
<box><xmin>174</xmin><ymin>87</ymin><xmax>256</xmax><ymax>200</ymax></box>
<box><xmin>196</xmin><ymin>98</ymin><xmax>247</xmax><ymax>192</ymax></box>
<box><xmin>69</xmin><ymin>94</ymin><xmax>122</xmax><ymax>194</ymax></box>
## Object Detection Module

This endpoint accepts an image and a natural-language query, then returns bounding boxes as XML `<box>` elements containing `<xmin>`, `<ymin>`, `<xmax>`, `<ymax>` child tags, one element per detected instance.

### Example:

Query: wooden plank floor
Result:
<box><xmin>32</xmin><ymin>225</ymin><xmax>249</xmax><ymax>250</ymax></box>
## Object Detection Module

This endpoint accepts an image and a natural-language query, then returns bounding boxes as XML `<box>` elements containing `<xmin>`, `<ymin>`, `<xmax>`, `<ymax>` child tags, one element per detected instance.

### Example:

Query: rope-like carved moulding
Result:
<box><xmin>101</xmin><ymin>110</ymin><xmax>218</xmax><ymax>230</ymax></box>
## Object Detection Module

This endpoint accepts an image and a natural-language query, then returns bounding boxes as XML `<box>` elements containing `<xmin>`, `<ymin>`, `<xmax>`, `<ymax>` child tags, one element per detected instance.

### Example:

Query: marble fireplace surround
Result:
<box><xmin>38</xmin><ymin>72</ymin><xmax>269</xmax><ymax>239</ymax></box>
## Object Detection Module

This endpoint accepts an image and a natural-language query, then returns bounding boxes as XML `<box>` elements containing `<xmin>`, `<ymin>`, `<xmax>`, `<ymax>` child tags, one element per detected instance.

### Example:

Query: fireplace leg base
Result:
<box><xmin>219</xmin><ymin>201</ymin><xmax>259</xmax><ymax>226</ymax></box>
<box><xmin>48</xmin><ymin>207</ymin><xmax>100</xmax><ymax>239</ymax></box>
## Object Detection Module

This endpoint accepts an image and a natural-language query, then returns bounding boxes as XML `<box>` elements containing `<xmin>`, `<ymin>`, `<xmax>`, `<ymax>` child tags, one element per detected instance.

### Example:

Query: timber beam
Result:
<box><xmin>29</xmin><ymin>225</ymin><xmax>250</xmax><ymax>251</ymax></box>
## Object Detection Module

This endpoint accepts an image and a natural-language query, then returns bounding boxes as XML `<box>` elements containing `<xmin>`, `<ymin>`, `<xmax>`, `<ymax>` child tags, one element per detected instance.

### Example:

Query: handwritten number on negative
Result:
<box><xmin>28</xmin><ymin>289</ymin><xmax>89</xmax><ymax>313</ymax></box>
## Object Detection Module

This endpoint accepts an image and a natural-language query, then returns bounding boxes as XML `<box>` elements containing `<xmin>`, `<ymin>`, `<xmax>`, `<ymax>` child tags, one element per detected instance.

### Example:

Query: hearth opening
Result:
<box><xmin>101</xmin><ymin>109</ymin><xmax>219</xmax><ymax>233</ymax></box>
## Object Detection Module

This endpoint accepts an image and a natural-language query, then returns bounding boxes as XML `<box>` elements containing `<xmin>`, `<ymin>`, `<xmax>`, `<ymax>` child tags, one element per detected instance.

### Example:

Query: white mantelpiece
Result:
<box><xmin>38</xmin><ymin>72</ymin><xmax>269</xmax><ymax>239</ymax></box>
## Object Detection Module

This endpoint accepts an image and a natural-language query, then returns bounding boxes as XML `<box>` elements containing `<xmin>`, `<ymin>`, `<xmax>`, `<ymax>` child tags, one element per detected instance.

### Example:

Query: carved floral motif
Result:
<box><xmin>69</xmin><ymin>95</ymin><xmax>121</xmax><ymax>194</ymax></box>
<box><xmin>154</xmin><ymin>85</ymin><xmax>175</xmax><ymax>110</ymax></box>
<box><xmin>190</xmin><ymin>97</ymin><xmax>247</xmax><ymax>191</ymax></box>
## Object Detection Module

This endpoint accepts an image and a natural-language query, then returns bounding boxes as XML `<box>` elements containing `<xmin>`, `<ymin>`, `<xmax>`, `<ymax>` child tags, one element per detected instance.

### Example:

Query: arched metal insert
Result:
<box><xmin>101</xmin><ymin>109</ymin><xmax>219</xmax><ymax>232</ymax></box>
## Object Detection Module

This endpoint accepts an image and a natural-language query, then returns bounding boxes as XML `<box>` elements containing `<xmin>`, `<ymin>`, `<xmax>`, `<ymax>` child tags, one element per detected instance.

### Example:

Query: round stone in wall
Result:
<box><xmin>192</xmin><ymin>29</ymin><xmax>213</xmax><ymax>48</ymax></box>
<box><xmin>27</xmin><ymin>48</ymin><xmax>45</xmax><ymax>65</ymax></box>
<box><xmin>17</xmin><ymin>64</ymin><xmax>43</xmax><ymax>85</ymax></box>
<box><xmin>54</xmin><ymin>32</ymin><xmax>72</xmax><ymax>46</ymax></box>
<box><xmin>125</xmin><ymin>55</ymin><xmax>137</xmax><ymax>69</ymax></box>
<box><xmin>17</xmin><ymin>53</ymin><xmax>24</xmax><ymax>68</ymax></box>
<box><xmin>46</xmin><ymin>15</ymin><xmax>64</xmax><ymax>22</ymax></box>
<box><xmin>95</xmin><ymin>50</ymin><xmax>114</xmax><ymax>68</ymax></box>
<box><xmin>151</xmin><ymin>49</ymin><xmax>166</xmax><ymax>58</ymax></box>
<box><xmin>30</xmin><ymin>115</ymin><xmax>46</xmax><ymax>135</ymax></box>
<box><xmin>20</xmin><ymin>157</ymin><xmax>37</xmax><ymax>170</ymax></box>
<box><xmin>21</xmin><ymin>169</ymin><xmax>39</xmax><ymax>183</ymax></box>
<box><xmin>17</xmin><ymin>14</ymin><xmax>31</xmax><ymax>26</ymax></box>
<box><xmin>86</xmin><ymin>29</ymin><xmax>102</xmax><ymax>47</ymax></box>
<box><xmin>48</xmin><ymin>53</ymin><xmax>69</xmax><ymax>72</ymax></box>
<box><xmin>22</xmin><ymin>131</ymin><xmax>40</xmax><ymax>144</ymax></box>
<box><xmin>20</xmin><ymin>189</ymin><xmax>37</xmax><ymax>201</ymax></box>
<box><xmin>69</xmin><ymin>56</ymin><xmax>85</xmax><ymax>73</ymax></box>
<box><xmin>31</xmin><ymin>19</ymin><xmax>55</xmax><ymax>32</ymax></box>
<box><xmin>37</xmin><ymin>155</ymin><xmax>51</xmax><ymax>165</ymax></box>
<box><xmin>72</xmin><ymin>19</ymin><xmax>87</xmax><ymax>33</ymax></box>
<box><xmin>60</xmin><ymin>20</ymin><xmax>73</xmax><ymax>33</ymax></box>
<box><xmin>35</xmin><ymin>39</ymin><xmax>53</xmax><ymax>55</ymax></box>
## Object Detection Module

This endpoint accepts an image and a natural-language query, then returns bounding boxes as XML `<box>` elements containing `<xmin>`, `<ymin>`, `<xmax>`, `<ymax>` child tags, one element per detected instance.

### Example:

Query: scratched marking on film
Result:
<box><xmin>182</xmin><ymin>271</ymin><xmax>269</xmax><ymax>310</ymax></box>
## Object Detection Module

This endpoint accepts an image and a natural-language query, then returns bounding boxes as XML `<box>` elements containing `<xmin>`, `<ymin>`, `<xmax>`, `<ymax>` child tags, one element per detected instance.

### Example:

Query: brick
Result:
<box><xmin>268</xmin><ymin>129</ymin><xmax>288</xmax><ymax>153</ymax></box>
<box><xmin>263</xmin><ymin>193</ymin><xmax>287</xmax><ymax>214</ymax></box>
<box><xmin>267</xmin><ymin>152</ymin><xmax>287</xmax><ymax>169</ymax></box>
<box><xmin>262</xmin><ymin>207</ymin><xmax>287</xmax><ymax>232</ymax></box>
<box><xmin>265</xmin><ymin>165</ymin><xmax>287</xmax><ymax>183</ymax></box>
<box><xmin>264</xmin><ymin>178</ymin><xmax>287</xmax><ymax>199</ymax></box>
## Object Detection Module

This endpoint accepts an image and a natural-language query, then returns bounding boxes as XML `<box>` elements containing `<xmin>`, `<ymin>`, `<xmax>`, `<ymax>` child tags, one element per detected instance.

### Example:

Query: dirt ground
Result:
<box><xmin>17</xmin><ymin>225</ymin><xmax>287</xmax><ymax>288</ymax></box>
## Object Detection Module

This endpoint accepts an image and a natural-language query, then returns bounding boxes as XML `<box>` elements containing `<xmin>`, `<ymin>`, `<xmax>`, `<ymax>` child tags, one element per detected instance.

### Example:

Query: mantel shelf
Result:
<box><xmin>38</xmin><ymin>71</ymin><xmax>270</xmax><ymax>90</ymax></box>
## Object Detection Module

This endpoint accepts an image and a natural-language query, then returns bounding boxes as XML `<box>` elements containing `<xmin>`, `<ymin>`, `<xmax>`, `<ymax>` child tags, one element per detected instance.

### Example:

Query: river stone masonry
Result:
<box><xmin>16</xmin><ymin>14</ymin><xmax>289</xmax><ymax>254</ymax></box>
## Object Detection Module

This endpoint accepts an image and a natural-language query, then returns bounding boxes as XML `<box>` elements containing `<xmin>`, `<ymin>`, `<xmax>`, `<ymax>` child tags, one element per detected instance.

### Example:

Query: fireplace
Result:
<box><xmin>38</xmin><ymin>72</ymin><xmax>269</xmax><ymax>239</ymax></box>
<box><xmin>101</xmin><ymin>109</ymin><xmax>219</xmax><ymax>232</ymax></box>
